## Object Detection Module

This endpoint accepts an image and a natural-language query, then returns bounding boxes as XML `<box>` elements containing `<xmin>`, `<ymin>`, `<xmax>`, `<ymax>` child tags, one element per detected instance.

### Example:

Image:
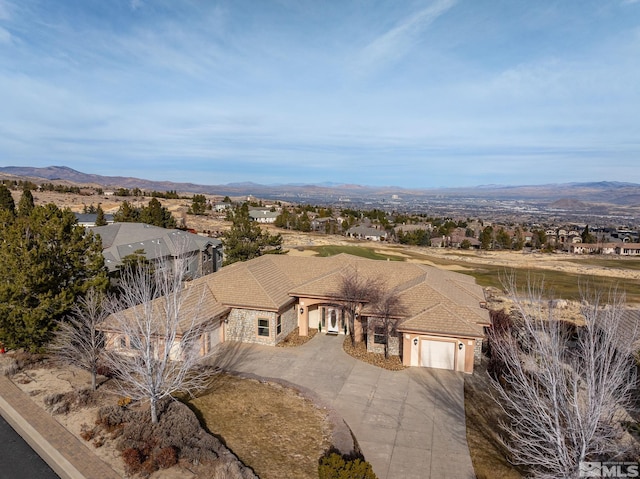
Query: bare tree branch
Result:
<box><xmin>103</xmin><ymin>246</ymin><xmax>218</xmax><ymax>424</ymax></box>
<box><xmin>488</xmin><ymin>279</ymin><xmax>638</xmax><ymax>478</ymax></box>
<box><xmin>334</xmin><ymin>266</ymin><xmax>382</xmax><ymax>345</ymax></box>
<box><xmin>371</xmin><ymin>287</ymin><xmax>406</xmax><ymax>359</ymax></box>
<box><xmin>49</xmin><ymin>288</ymin><xmax>108</xmax><ymax>391</ymax></box>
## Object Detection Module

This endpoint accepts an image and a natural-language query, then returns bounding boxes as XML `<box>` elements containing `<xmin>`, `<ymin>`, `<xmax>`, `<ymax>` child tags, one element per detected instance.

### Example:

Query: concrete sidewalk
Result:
<box><xmin>218</xmin><ymin>334</ymin><xmax>475</xmax><ymax>479</ymax></box>
<box><xmin>0</xmin><ymin>375</ymin><xmax>120</xmax><ymax>479</ymax></box>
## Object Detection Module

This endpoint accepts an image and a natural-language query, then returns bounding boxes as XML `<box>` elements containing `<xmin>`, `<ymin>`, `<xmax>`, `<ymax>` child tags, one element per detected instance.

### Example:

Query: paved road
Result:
<box><xmin>216</xmin><ymin>334</ymin><xmax>475</xmax><ymax>479</ymax></box>
<box><xmin>0</xmin><ymin>414</ymin><xmax>59</xmax><ymax>479</ymax></box>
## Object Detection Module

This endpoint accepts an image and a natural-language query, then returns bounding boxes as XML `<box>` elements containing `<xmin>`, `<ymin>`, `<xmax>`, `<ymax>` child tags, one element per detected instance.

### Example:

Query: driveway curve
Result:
<box><xmin>216</xmin><ymin>334</ymin><xmax>475</xmax><ymax>479</ymax></box>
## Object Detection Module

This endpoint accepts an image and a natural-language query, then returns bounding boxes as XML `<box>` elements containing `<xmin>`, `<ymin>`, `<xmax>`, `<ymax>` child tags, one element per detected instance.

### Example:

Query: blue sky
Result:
<box><xmin>0</xmin><ymin>1</ymin><xmax>639</xmax><ymax>188</ymax></box>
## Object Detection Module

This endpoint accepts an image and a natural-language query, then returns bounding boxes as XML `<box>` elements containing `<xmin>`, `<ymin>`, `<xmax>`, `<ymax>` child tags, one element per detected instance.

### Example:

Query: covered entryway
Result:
<box><xmin>327</xmin><ymin>308</ymin><xmax>340</xmax><ymax>334</ymax></box>
<box><xmin>420</xmin><ymin>339</ymin><xmax>455</xmax><ymax>370</ymax></box>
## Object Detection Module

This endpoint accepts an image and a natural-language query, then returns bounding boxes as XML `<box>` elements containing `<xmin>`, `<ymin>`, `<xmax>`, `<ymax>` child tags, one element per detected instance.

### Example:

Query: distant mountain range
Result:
<box><xmin>1</xmin><ymin>165</ymin><xmax>640</xmax><ymax>206</ymax></box>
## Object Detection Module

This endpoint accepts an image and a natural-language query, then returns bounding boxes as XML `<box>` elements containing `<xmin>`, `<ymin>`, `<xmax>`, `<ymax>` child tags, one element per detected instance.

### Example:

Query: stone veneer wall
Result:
<box><xmin>474</xmin><ymin>338</ymin><xmax>483</xmax><ymax>364</ymax></box>
<box><xmin>276</xmin><ymin>305</ymin><xmax>297</xmax><ymax>342</ymax></box>
<box><xmin>225</xmin><ymin>309</ymin><xmax>277</xmax><ymax>346</ymax></box>
<box><xmin>365</xmin><ymin>318</ymin><xmax>400</xmax><ymax>357</ymax></box>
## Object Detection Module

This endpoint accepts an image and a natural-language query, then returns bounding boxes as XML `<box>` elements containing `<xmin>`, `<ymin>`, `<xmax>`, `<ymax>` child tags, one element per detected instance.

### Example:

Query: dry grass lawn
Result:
<box><xmin>190</xmin><ymin>374</ymin><xmax>333</xmax><ymax>479</ymax></box>
<box><xmin>464</xmin><ymin>361</ymin><xmax>523</xmax><ymax>479</ymax></box>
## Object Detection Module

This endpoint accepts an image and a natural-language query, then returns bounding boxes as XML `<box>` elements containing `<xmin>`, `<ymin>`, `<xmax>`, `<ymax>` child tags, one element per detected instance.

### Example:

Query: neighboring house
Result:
<box><xmin>447</xmin><ymin>234</ymin><xmax>481</xmax><ymax>249</ymax></box>
<box><xmin>214</xmin><ymin>203</ymin><xmax>231</xmax><ymax>212</ymax></box>
<box><xmin>346</xmin><ymin>225</ymin><xmax>388</xmax><ymax>241</ymax></box>
<box><xmin>105</xmin><ymin>254</ymin><xmax>490</xmax><ymax>373</ymax></box>
<box><xmin>248</xmin><ymin>209</ymin><xmax>279</xmax><ymax>223</ymax></box>
<box><xmin>311</xmin><ymin>216</ymin><xmax>338</xmax><ymax>232</ymax></box>
<box><xmin>74</xmin><ymin>213</ymin><xmax>114</xmax><ymax>227</ymax></box>
<box><xmin>90</xmin><ymin>223</ymin><xmax>223</xmax><ymax>277</ymax></box>
<box><xmin>616</xmin><ymin>244</ymin><xmax>640</xmax><ymax>256</ymax></box>
<box><xmin>569</xmin><ymin>243</ymin><xmax>620</xmax><ymax>255</ymax></box>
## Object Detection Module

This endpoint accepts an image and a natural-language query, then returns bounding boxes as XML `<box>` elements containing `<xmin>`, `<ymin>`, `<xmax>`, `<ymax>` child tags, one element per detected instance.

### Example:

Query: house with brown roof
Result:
<box><xmin>105</xmin><ymin>254</ymin><xmax>490</xmax><ymax>373</ymax></box>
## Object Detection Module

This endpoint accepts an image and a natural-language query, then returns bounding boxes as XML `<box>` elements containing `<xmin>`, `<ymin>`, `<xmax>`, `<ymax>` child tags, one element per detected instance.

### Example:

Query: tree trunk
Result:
<box><xmin>150</xmin><ymin>397</ymin><xmax>158</xmax><ymax>424</ymax></box>
<box><xmin>353</xmin><ymin>318</ymin><xmax>364</xmax><ymax>343</ymax></box>
<box><xmin>91</xmin><ymin>368</ymin><xmax>97</xmax><ymax>392</ymax></box>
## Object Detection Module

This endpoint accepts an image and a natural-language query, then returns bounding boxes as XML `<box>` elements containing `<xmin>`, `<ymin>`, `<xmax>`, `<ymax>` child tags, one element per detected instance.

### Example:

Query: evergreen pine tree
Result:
<box><xmin>140</xmin><ymin>198</ymin><xmax>176</xmax><ymax>228</ymax></box>
<box><xmin>0</xmin><ymin>184</ymin><xmax>16</xmax><ymax>215</ymax></box>
<box><xmin>0</xmin><ymin>205</ymin><xmax>108</xmax><ymax>351</ymax></box>
<box><xmin>113</xmin><ymin>200</ymin><xmax>139</xmax><ymax>223</ymax></box>
<box><xmin>188</xmin><ymin>194</ymin><xmax>207</xmax><ymax>215</ymax></box>
<box><xmin>17</xmin><ymin>188</ymin><xmax>35</xmax><ymax>217</ymax></box>
<box><xmin>95</xmin><ymin>204</ymin><xmax>107</xmax><ymax>226</ymax></box>
<box><xmin>221</xmin><ymin>203</ymin><xmax>282</xmax><ymax>265</ymax></box>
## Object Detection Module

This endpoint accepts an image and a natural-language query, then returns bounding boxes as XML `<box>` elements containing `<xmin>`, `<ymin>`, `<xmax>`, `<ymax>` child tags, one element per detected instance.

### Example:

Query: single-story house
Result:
<box><xmin>248</xmin><ymin>209</ymin><xmax>279</xmax><ymax>223</ymax></box>
<box><xmin>616</xmin><ymin>244</ymin><xmax>640</xmax><ymax>256</ymax></box>
<box><xmin>105</xmin><ymin>254</ymin><xmax>490</xmax><ymax>373</ymax></box>
<box><xmin>75</xmin><ymin>212</ymin><xmax>115</xmax><ymax>227</ymax></box>
<box><xmin>346</xmin><ymin>225</ymin><xmax>388</xmax><ymax>241</ymax></box>
<box><xmin>569</xmin><ymin>242</ymin><xmax>622</xmax><ymax>255</ymax></box>
<box><xmin>90</xmin><ymin>222</ymin><xmax>223</xmax><ymax>277</ymax></box>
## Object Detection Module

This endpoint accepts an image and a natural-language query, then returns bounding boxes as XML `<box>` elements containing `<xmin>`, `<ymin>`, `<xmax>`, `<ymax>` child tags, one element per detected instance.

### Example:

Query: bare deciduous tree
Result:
<box><xmin>335</xmin><ymin>267</ymin><xmax>382</xmax><ymax>345</ymax></box>
<box><xmin>371</xmin><ymin>287</ymin><xmax>406</xmax><ymax>359</ymax></box>
<box><xmin>49</xmin><ymin>288</ymin><xmax>108</xmax><ymax>391</ymax></box>
<box><xmin>104</xmin><ymin>254</ymin><xmax>217</xmax><ymax>424</ymax></box>
<box><xmin>488</xmin><ymin>281</ymin><xmax>637</xmax><ymax>479</ymax></box>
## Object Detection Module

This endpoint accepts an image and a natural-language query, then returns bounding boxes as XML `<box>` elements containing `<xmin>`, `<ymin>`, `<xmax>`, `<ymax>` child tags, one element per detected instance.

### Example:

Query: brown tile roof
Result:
<box><xmin>399</xmin><ymin>303</ymin><xmax>485</xmax><ymax>337</ymax></box>
<box><xmin>110</xmin><ymin>253</ymin><xmax>489</xmax><ymax>339</ymax></box>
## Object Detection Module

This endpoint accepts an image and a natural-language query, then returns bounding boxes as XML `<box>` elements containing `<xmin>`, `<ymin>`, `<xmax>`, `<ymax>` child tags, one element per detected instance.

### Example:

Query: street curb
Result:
<box><xmin>0</xmin><ymin>391</ymin><xmax>84</xmax><ymax>479</ymax></box>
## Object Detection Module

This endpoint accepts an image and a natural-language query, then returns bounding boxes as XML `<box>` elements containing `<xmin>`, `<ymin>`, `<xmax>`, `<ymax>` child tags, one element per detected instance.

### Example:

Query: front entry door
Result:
<box><xmin>327</xmin><ymin>308</ymin><xmax>340</xmax><ymax>333</ymax></box>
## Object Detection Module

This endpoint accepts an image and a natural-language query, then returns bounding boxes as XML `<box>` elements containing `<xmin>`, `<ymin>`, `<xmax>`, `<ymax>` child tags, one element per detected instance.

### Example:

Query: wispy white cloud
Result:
<box><xmin>0</xmin><ymin>26</ymin><xmax>11</xmax><ymax>44</ymax></box>
<box><xmin>356</xmin><ymin>0</ymin><xmax>457</xmax><ymax>72</ymax></box>
<box><xmin>0</xmin><ymin>1</ymin><xmax>639</xmax><ymax>187</ymax></box>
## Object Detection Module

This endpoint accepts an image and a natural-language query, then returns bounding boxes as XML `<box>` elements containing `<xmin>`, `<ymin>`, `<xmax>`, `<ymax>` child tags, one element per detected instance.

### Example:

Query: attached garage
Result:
<box><xmin>420</xmin><ymin>340</ymin><xmax>455</xmax><ymax>370</ymax></box>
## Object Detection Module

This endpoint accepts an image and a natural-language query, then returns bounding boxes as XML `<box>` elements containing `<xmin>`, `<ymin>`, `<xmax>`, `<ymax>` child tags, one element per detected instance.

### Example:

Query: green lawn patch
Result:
<box><xmin>308</xmin><ymin>245</ymin><xmax>404</xmax><ymax>261</ymax></box>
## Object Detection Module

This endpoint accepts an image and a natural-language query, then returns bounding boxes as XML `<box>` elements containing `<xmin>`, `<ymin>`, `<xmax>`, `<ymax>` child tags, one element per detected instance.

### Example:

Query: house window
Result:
<box><xmin>277</xmin><ymin>316</ymin><xmax>282</xmax><ymax>335</ymax></box>
<box><xmin>258</xmin><ymin>318</ymin><xmax>270</xmax><ymax>337</ymax></box>
<box><xmin>119</xmin><ymin>336</ymin><xmax>127</xmax><ymax>349</ymax></box>
<box><xmin>373</xmin><ymin>326</ymin><xmax>386</xmax><ymax>344</ymax></box>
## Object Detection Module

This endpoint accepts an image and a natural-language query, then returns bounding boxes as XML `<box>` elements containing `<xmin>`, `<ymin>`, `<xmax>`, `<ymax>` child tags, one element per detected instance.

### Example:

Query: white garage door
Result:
<box><xmin>421</xmin><ymin>340</ymin><xmax>455</xmax><ymax>370</ymax></box>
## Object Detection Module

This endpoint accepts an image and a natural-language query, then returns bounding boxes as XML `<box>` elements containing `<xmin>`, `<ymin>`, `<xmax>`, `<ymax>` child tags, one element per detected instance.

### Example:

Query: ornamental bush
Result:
<box><xmin>318</xmin><ymin>452</ymin><xmax>378</xmax><ymax>479</ymax></box>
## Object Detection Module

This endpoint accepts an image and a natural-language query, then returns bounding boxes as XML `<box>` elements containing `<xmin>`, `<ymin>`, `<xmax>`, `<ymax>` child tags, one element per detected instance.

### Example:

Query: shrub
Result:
<box><xmin>80</xmin><ymin>423</ymin><xmax>96</xmax><ymax>441</ymax></box>
<box><xmin>318</xmin><ymin>452</ymin><xmax>378</xmax><ymax>479</ymax></box>
<box><xmin>95</xmin><ymin>363</ymin><xmax>113</xmax><ymax>378</ymax></box>
<box><xmin>44</xmin><ymin>393</ymin><xmax>65</xmax><ymax>407</ymax></box>
<box><xmin>44</xmin><ymin>389</ymin><xmax>95</xmax><ymax>415</ymax></box>
<box><xmin>122</xmin><ymin>448</ymin><xmax>143</xmax><ymax>476</ymax></box>
<box><xmin>154</xmin><ymin>446</ymin><xmax>178</xmax><ymax>469</ymax></box>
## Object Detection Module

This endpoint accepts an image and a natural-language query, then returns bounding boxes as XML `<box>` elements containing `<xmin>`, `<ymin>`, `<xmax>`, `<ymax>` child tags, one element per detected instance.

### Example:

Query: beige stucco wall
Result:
<box><xmin>401</xmin><ymin>333</ymin><xmax>478</xmax><ymax>374</ymax></box>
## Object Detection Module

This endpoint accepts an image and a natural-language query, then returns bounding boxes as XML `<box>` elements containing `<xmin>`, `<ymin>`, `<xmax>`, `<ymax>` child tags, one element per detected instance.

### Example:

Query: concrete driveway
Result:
<box><xmin>217</xmin><ymin>334</ymin><xmax>475</xmax><ymax>479</ymax></box>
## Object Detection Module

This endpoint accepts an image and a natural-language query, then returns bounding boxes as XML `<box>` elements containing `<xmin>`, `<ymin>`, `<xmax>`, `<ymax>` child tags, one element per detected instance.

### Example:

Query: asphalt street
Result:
<box><xmin>0</xmin><ymin>414</ymin><xmax>59</xmax><ymax>479</ymax></box>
